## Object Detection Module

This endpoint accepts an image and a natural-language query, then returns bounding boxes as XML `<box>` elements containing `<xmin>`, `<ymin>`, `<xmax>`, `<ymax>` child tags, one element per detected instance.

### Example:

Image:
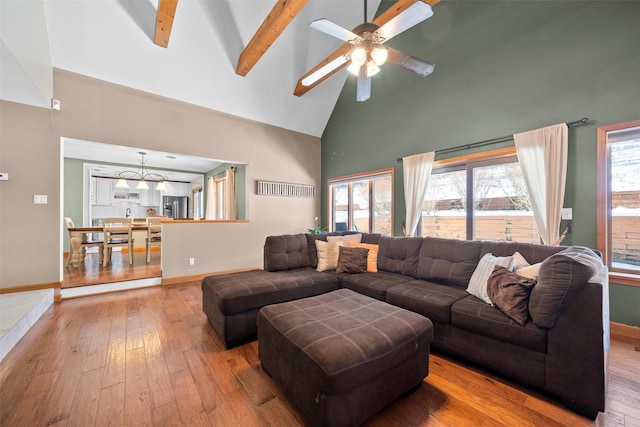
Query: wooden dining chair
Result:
<box><xmin>102</xmin><ymin>217</ymin><xmax>134</xmax><ymax>267</ymax></box>
<box><xmin>145</xmin><ymin>217</ymin><xmax>163</xmax><ymax>263</ymax></box>
<box><xmin>64</xmin><ymin>217</ymin><xmax>103</xmax><ymax>267</ymax></box>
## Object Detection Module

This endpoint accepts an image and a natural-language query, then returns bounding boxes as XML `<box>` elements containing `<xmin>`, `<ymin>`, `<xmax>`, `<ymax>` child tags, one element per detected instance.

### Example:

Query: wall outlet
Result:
<box><xmin>189</xmin><ymin>258</ymin><xmax>195</xmax><ymax>266</ymax></box>
<box><xmin>561</xmin><ymin>208</ymin><xmax>573</xmax><ymax>220</ymax></box>
<box><xmin>34</xmin><ymin>195</ymin><xmax>48</xmax><ymax>204</ymax></box>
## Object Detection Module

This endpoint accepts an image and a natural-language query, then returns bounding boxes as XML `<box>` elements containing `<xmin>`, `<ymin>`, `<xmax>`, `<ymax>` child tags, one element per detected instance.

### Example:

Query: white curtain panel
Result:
<box><xmin>225</xmin><ymin>168</ymin><xmax>236</xmax><ymax>220</ymax></box>
<box><xmin>205</xmin><ymin>176</ymin><xmax>215</xmax><ymax>220</ymax></box>
<box><xmin>514</xmin><ymin>123</ymin><xmax>568</xmax><ymax>245</ymax></box>
<box><xmin>403</xmin><ymin>151</ymin><xmax>435</xmax><ymax>236</ymax></box>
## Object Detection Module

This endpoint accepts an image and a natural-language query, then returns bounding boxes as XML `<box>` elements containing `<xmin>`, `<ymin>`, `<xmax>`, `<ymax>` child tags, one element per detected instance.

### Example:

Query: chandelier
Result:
<box><xmin>114</xmin><ymin>152</ymin><xmax>167</xmax><ymax>191</ymax></box>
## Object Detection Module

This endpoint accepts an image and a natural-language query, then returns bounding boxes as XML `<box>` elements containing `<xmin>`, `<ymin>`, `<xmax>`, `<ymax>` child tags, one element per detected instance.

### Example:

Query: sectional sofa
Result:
<box><xmin>201</xmin><ymin>232</ymin><xmax>609</xmax><ymax>419</ymax></box>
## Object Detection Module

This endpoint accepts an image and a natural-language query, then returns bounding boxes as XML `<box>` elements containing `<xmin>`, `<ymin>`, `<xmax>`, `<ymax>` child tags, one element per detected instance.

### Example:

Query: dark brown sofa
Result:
<box><xmin>201</xmin><ymin>232</ymin><xmax>609</xmax><ymax>419</ymax></box>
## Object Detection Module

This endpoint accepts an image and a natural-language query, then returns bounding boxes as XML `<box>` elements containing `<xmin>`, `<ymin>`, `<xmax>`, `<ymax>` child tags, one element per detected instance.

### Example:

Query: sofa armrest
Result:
<box><xmin>545</xmin><ymin>268</ymin><xmax>609</xmax><ymax>417</ymax></box>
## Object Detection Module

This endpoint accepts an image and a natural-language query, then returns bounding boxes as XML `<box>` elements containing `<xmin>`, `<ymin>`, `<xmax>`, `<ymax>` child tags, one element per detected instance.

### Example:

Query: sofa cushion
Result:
<box><xmin>342</xmin><ymin>271</ymin><xmax>414</xmax><ymax>301</ymax></box>
<box><xmin>202</xmin><ymin>268</ymin><xmax>340</xmax><ymax>315</ymax></box>
<box><xmin>377</xmin><ymin>236</ymin><xmax>423</xmax><ymax>277</ymax></box>
<box><xmin>529</xmin><ymin>246</ymin><xmax>603</xmax><ymax>329</ymax></box>
<box><xmin>416</xmin><ymin>237</ymin><xmax>482</xmax><ymax>288</ymax></box>
<box><xmin>336</xmin><ymin>246</ymin><xmax>369</xmax><ymax>274</ymax></box>
<box><xmin>487</xmin><ymin>266</ymin><xmax>536</xmax><ymax>325</ymax></box>
<box><xmin>480</xmin><ymin>240</ymin><xmax>564</xmax><ymax>265</ymax></box>
<box><xmin>264</xmin><ymin>234</ymin><xmax>311</xmax><ymax>272</ymax></box>
<box><xmin>467</xmin><ymin>253</ymin><xmax>514</xmax><ymax>304</ymax></box>
<box><xmin>451</xmin><ymin>295</ymin><xmax>547</xmax><ymax>353</ymax></box>
<box><xmin>386</xmin><ymin>280</ymin><xmax>469</xmax><ymax>323</ymax></box>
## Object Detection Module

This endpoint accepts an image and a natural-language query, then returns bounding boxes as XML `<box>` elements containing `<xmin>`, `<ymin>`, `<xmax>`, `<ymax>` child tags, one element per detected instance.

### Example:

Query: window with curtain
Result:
<box><xmin>328</xmin><ymin>168</ymin><xmax>393</xmax><ymax>235</ymax></box>
<box><xmin>421</xmin><ymin>148</ymin><xmax>538</xmax><ymax>243</ymax></box>
<box><xmin>597</xmin><ymin>119</ymin><xmax>640</xmax><ymax>286</ymax></box>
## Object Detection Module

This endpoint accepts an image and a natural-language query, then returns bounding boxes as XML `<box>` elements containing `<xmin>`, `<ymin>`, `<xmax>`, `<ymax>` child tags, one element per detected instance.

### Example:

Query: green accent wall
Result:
<box><xmin>63</xmin><ymin>158</ymin><xmax>85</xmax><ymax>252</ymax></box>
<box><xmin>321</xmin><ymin>1</ymin><xmax>640</xmax><ymax>325</ymax></box>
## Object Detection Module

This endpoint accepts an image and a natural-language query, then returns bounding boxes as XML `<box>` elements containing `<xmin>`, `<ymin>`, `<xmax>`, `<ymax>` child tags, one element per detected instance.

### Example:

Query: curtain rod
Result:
<box><xmin>397</xmin><ymin>117</ymin><xmax>589</xmax><ymax>161</ymax></box>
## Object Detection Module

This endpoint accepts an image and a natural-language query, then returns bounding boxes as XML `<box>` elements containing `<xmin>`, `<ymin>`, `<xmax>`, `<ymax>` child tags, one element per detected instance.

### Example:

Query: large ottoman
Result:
<box><xmin>257</xmin><ymin>288</ymin><xmax>434</xmax><ymax>427</ymax></box>
<box><xmin>202</xmin><ymin>269</ymin><xmax>340</xmax><ymax>348</ymax></box>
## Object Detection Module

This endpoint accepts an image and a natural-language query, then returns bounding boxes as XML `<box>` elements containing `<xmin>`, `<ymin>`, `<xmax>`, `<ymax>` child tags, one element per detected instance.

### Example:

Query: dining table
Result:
<box><xmin>67</xmin><ymin>225</ymin><xmax>148</xmax><ymax>268</ymax></box>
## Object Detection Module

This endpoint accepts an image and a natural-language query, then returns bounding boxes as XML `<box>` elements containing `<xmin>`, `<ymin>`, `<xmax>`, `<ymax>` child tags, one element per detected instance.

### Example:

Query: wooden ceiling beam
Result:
<box><xmin>294</xmin><ymin>0</ymin><xmax>440</xmax><ymax>97</ymax></box>
<box><xmin>236</xmin><ymin>0</ymin><xmax>308</xmax><ymax>77</ymax></box>
<box><xmin>154</xmin><ymin>0</ymin><xmax>178</xmax><ymax>48</ymax></box>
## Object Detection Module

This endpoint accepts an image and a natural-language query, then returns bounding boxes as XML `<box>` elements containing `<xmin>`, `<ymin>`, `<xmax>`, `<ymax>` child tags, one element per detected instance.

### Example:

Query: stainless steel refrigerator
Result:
<box><xmin>163</xmin><ymin>196</ymin><xmax>189</xmax><ymax>219</ymax></box>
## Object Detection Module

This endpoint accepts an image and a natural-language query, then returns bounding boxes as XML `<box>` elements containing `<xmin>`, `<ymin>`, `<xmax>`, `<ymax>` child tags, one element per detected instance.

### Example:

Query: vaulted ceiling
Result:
<box><xmin>1</xmin><ymin>0</ymin><xmax>448</xmax><ymax>138</ymax></box>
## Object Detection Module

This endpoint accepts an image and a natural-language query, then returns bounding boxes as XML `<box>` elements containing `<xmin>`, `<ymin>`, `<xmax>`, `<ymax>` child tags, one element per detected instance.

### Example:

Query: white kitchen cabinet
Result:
<box><xmin>162</xmin><ymin>182</ymin><xmax>190</xmax><ymax>197</ymax></box>
<box><xmin>93</xmin><ymin>178</ymin><xmax>113</xmax><ymax>205</ymax></box>
<box><xmin>140</xmin><ymin>188</ymin><xmax>161</xmax><ymax>207</ymax></box>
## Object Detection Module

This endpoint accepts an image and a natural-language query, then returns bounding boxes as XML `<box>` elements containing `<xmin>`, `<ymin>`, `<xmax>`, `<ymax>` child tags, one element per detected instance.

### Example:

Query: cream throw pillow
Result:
<box><xmin>467</xmin><ymin>253</ymin><xmax>514</xmax><ymax>304</ymax></box>
<box><xmin>512</xmin><ymin>251</ymin><xmax>542</xmax><ymax>280</ymax></box>
<box><xmin>327</xmin><ymin>233</ymin><xmax>362</xmax><ymax>246</ymax></box>
<box><xmin>315</xmin><ymin>240</ymin><xmax>340</xmax><ymax>272</ymax></box>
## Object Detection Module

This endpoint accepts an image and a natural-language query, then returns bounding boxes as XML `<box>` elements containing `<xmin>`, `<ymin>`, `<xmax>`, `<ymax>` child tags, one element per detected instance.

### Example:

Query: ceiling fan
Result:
<box><xmin>302</xmin><ymin>0</ymin><xmax>435</xmax><ymax>102</ymax></box>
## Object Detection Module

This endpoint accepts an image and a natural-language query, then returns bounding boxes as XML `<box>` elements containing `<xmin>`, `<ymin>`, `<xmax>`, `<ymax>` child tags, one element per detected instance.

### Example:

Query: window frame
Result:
<box><xmin>421</xmin><ymin>147</ymin><xmax>538</xmax><ymax>242</ymax></box>
<box><xmin>597</xmin><ymin>119</ymin><xmax>640</xmax><ymax>287</ymax></box>
<box><xmin>327</xmin><ymin>167</ymin><xmax>394</xmax><ymax>235</ymax></box>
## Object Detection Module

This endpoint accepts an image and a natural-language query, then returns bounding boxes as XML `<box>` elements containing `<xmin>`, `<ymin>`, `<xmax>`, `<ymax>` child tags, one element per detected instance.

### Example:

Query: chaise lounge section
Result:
<box><xmin>201</xmin><ymin>231</ymin><xmax>609</xmax><ymax>419</ymax></box>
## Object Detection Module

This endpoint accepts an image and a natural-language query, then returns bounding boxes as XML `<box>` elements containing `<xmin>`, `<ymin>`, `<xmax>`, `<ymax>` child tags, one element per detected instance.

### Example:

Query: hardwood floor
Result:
<box><xmin>1</xmin><ymin>282</ymin><xmax>638</xmax><ymax>426</ymax></box>
<box><xmin>63</xmin><ymin>250</ymin><xmax>161</xmax><ymax>288</ymax></box>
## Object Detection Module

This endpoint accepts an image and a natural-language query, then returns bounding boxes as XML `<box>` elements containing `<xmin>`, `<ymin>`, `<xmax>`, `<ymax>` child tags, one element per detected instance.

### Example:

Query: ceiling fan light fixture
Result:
<box><xmin>351</xmin><ymin>46</ymin><xmax>367</xmax><ymax>66</ymax></box>
<box><xmin>366</xmin><ymin>60</ymin><xmax>380</xmax><ymax>77</ymax></box>
<box><xmin>371</xmin><ymin>46</ymin><xmax>388</xmax><ymax>66</ymax></box>
<box><xmin>347</xmin><ymin>62</ymin><xmax>361</xmax><ymax>76</ymax></box>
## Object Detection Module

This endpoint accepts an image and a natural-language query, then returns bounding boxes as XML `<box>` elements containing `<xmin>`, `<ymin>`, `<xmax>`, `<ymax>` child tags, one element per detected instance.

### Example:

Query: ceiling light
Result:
<box><xmin>351</xmin><ymin>46</ymin><xmax>367</xmax><ymax>66</ymax></box>
<box><xmin>347</xmin><ymin>63</ymin><xmax>361</xmax><ymax>76</ymax></box>
<box><xmin>370</xmin><ymin>46</ymin><xmax>388</xmax><ymax>66</ymax></box>
<box><xmin>115</xmin><ymin>152</ymin><xmax>167</xmax><ymax>191</ymax></box>
<box><xmin>366</xmin><ymin>61</ymin><xmax>380</xmax><ymax>77</ymax></box>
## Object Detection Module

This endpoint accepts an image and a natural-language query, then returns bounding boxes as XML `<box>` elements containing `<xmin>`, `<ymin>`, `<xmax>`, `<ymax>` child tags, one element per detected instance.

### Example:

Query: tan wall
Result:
<box><xmin>0</xmin><ymin>69</ymin><xmax>321</xmax><ymax>288</ymax></box>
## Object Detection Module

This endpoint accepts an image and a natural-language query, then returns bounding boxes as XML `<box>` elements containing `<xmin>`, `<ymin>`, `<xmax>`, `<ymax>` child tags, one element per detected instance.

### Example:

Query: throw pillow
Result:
<box><xmin>347</xmin><ymin>242</ymin><xmax>379</xmax><ymax>272</ymax></box>
<box><xmin>327</xmin><ymin>233</ymin><xmax>362</xmax><ymax>247</ymax></box>
<box><xmin>467</xmin><ymin>253</ymin><xmax>514</xmax><ymax>304</ymax></box>
<box><xmin>336</xmin><ymin>246</ymin><xmax>369</xmax><ymax>273</ymax></box>
<box><xmin>487</xmin><ymin>266</ymin><xmax>536</xmax><ymax>325</ymax></box>
<box><xmin>511</xmin><ymin>251</ymin><xmax>542</xmax><ymax>280</ymax></box>
<box><xmin>315</xmin><ymin>240</ymin><xmax>340</xmax><ymax>272</ymax></box>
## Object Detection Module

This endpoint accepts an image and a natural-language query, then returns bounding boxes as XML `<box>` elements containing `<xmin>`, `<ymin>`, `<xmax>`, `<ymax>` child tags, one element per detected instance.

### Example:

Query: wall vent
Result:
<box><xmin>256</xmin><ymin>180</ymin><xmax>315</xmax><ymax>198</ymax></box>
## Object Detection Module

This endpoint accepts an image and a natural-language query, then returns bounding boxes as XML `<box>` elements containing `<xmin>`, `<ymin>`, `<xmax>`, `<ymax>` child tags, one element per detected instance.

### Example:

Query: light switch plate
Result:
<box><xmin>561</xmin><ymin>208</ymin><xmax>573</xmax><ymax>220</ymax></box>
<box><xmin>34</xmin><ymin>195</ymin><xmax>48</xmax><ymax>204</ymax></box>
<box><xmin>0</xmin><ymin>172</ymin><xmax>8</xmax><ymax>181</ymax></box>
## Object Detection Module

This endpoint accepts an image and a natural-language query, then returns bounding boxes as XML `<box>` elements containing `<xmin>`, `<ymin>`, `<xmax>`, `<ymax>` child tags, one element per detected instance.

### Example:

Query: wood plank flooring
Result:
<box><xmin>1</xmin><ymin>281</ymin><xmax>638</xmax><ymax>426</ymax></box>
<box><xmin>63</xmin><ymin>250</ymin><xmax>161</xmax><ymax>288</ymax></box>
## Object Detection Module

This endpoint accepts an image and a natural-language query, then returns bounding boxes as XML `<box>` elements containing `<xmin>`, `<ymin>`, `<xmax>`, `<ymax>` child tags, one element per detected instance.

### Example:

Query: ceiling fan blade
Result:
<box><xmin>376</xmin><ymin>1</ymin><xmax>433</xmax><ymax>41</ymax></box>
<box><xmin>300</xmin><ymin>54</ymin><xmax>350</xmax><ymax>87</ymax></box>
<box><xmin>386</xmin><ymin>46</ymin><xmax>435</xmax><ymax>76</ymax></box>
<box><xmin>356</xmin><ymin>66</ymin><xmax>371</xmax><ymax>102</ymax></box>
<box><xmin>310</xmin><ymin>19</ymin><xmax>360</xmax><ymax>42</ymax></box>
<box><xmin>154</xmin><ymin>0</ymin><xmax>178</xmax><ymax>48</ymax></box>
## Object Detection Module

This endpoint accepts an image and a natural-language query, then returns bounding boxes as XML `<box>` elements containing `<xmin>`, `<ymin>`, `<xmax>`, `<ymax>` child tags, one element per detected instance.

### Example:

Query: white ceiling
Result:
<box><xmin>43</xmin><ymin>0</ymin><xmax>383</xmax><ymax>138</ymax></box>
<box><xmin>63</xmin><ymin>137</ymin><xmax>226</xmax><ymax>182</ymax></box>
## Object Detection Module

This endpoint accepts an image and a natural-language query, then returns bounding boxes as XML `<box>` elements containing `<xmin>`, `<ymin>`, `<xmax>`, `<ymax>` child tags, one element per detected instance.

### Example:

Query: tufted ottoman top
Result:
<box><xmin>258</xmin><ymin>288</ymin><xmax>433</xmax><ymax>394</ymax></box>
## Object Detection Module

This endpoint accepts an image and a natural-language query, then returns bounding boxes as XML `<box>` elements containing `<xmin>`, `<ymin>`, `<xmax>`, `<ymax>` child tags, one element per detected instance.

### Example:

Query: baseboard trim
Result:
<box><xmin>0</xmin><ymin>282</ymin><xmax>61</xmax><ymax>294</ymax></box>
<box><xmin>610</xmin><ymin>321</ymin><xmax>640</xmax><ymax>343</ymax></box>
<box><xmin>161</xmin><ymin>266</ymin><xmax>261</xmax><ymax>286</ymax></box>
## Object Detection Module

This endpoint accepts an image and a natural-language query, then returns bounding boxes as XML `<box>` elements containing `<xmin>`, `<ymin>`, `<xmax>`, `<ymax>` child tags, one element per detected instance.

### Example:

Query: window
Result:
<box><xmin>421</xmin><ymin>147</ymin><xmax>539</xmax><ymax>243</ymax></box>
<box><xmin>215</xmin><ymin>177</ymin><xmax>226</xmax><ymax>220</ymax></box>
<box><xmin>329</xmin><ymin>168</ymin><xmax>393</xmax><ymax>235</ymax></box>
<box><xmin>597</xmin><ymin>119</ymin><xmax>640</xmax><ymax>286</ymax></box>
